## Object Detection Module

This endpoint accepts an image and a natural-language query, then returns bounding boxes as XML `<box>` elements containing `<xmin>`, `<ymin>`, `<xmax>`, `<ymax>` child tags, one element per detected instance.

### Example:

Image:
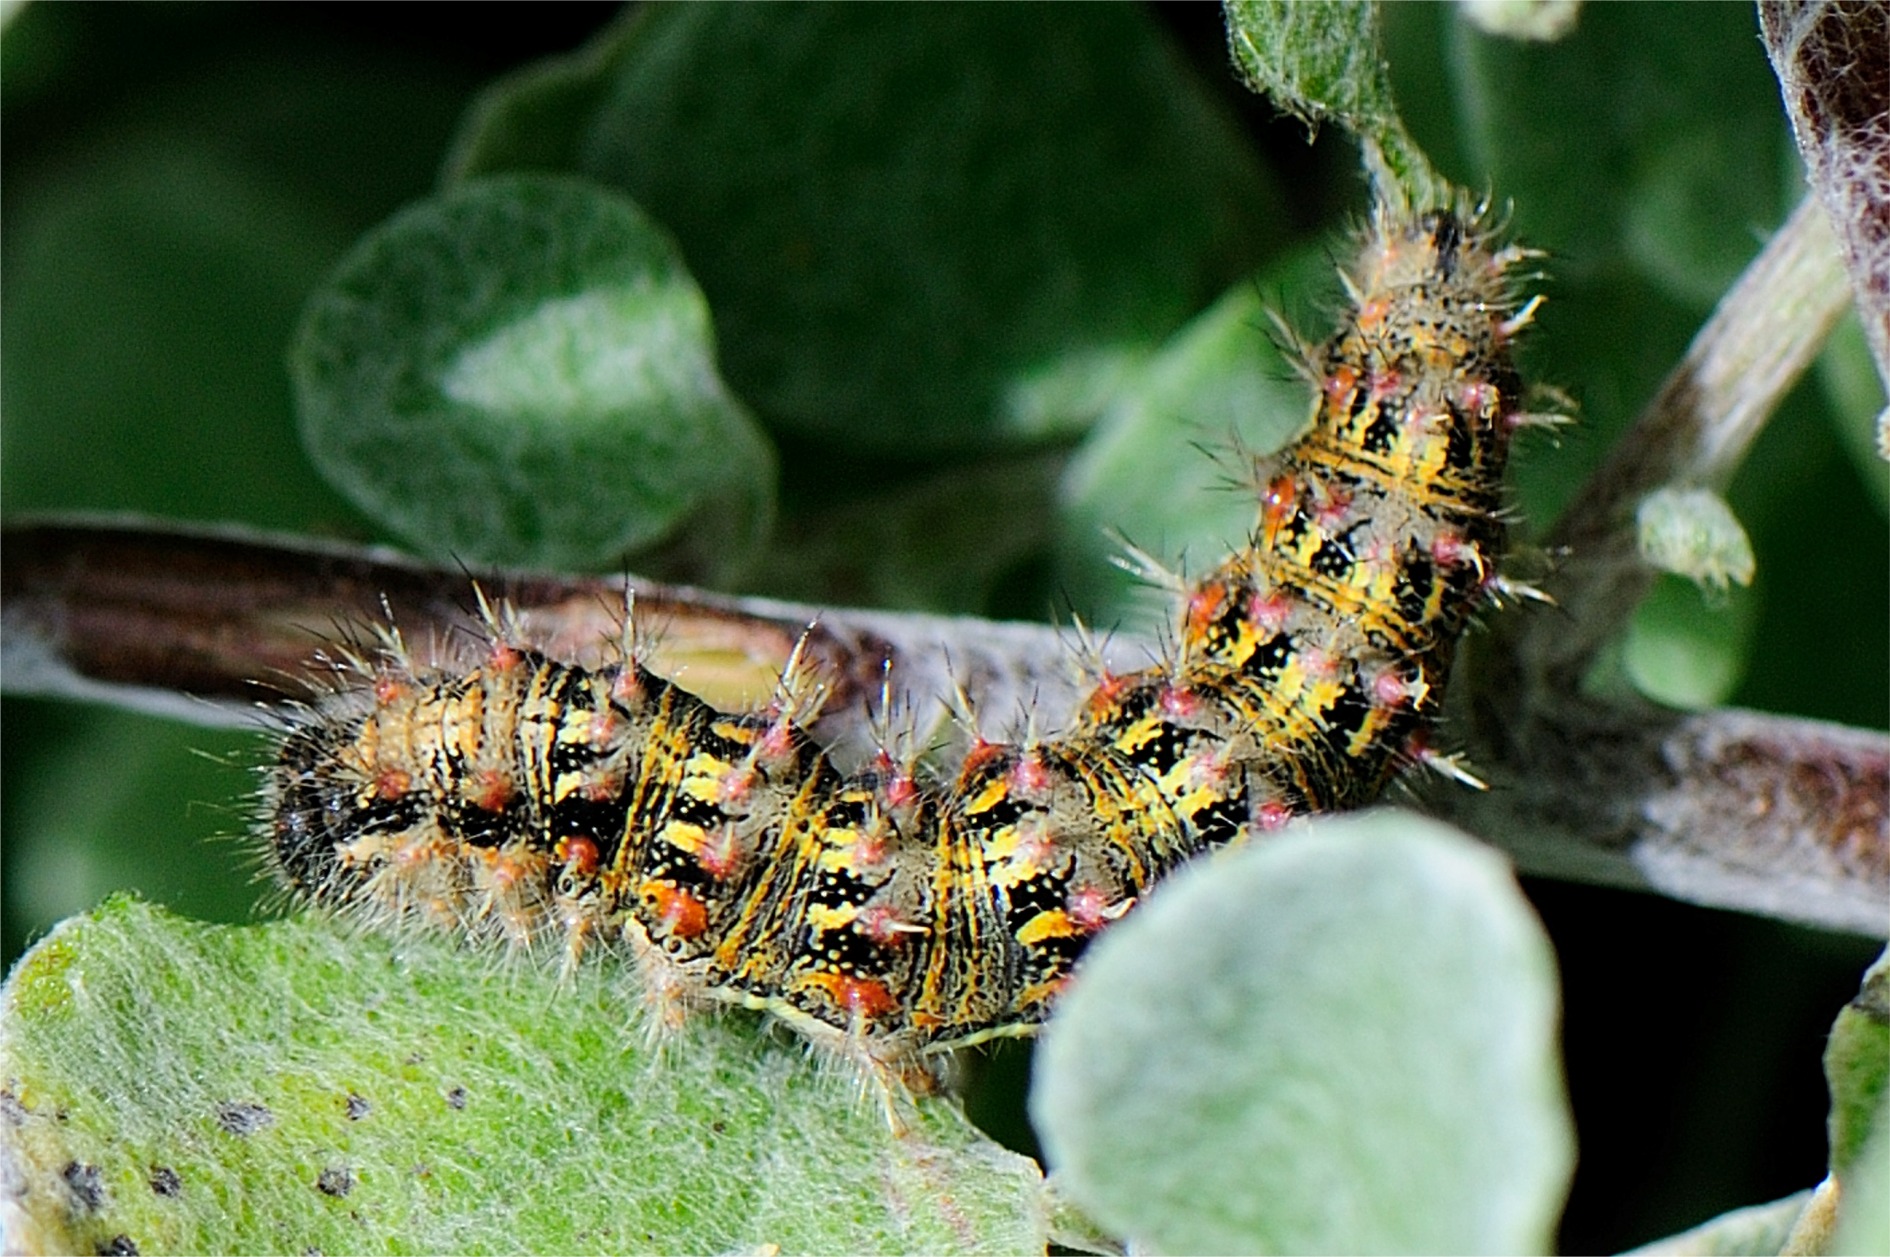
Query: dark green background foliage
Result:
<box><xmin>3</xmin><ymin>5</ymin><xmax>1884</xmax><ymax>1251</ymax></box>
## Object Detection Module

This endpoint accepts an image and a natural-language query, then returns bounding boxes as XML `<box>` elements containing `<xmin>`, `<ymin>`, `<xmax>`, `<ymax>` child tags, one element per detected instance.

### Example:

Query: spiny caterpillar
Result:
<box><xmin>264</xmin><ymin>205</ymin><xmax>1542</xmax><ymax>1088</ymax></box>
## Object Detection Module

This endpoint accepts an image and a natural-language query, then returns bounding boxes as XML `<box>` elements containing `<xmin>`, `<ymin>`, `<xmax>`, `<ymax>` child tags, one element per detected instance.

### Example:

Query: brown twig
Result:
<box><xmin>1762</xmin><ymin>0</ymin><xmax>1890</xmax><ymax>395</ymax></box>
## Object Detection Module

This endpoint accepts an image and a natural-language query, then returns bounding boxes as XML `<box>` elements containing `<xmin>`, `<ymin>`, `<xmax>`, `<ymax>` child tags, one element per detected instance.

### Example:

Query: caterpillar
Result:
<box><xmin>263</xmin><ymin>204</ymin><xmax>1539</xmax><ymax>1090</ymax></box>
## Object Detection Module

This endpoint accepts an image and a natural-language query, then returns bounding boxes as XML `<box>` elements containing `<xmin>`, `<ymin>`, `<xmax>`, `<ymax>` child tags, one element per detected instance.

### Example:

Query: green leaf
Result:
<box><xmin>1055</xmin><ymin>244</ymin><xmax>1333</xmax><ymax>628</ymax></box>
<box><xmin>438</xmin><ymin>11</ymin><xmax>638</xmax><ymax>181</ymax></box>
<box><xmin>1031</xmin><ymin>811</ymin><xmax>1574</xmax><ymax>1256</ymax></box>
<box><xmin>0</xmin><ymin>897</ymin><xmax>1046</xmax><ymax>1256</ymax></box>
<box><xmin>1222</xmin><ymin>0</ymin><xmax>1446</xmax><ymax>206</ymax></box>
<box><xmin>1826</xmin><ymin>947</ymin><xmax>1890</xmax><ymax>1178</ymax></box>
<box><xmin>291</xmin><ymin>173</ymin><xmax>776</xmax><ymax>578</ymax></box>
<box><xmin>450</xmin><ymin>3</ymin><xmax>1281</xmax><ymax>454</ymax></box>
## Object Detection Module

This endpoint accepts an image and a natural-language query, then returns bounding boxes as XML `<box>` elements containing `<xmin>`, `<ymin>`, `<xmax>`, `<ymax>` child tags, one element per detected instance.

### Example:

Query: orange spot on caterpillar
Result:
<box><xmin>555</xmin><ymin>835</ymin><xmax>600</xmax><ymax>878</ymax></box>
<box><xmin>469</xmin><ymin>768</ymin><xmax>513</xmax><ymax>811</ymax></box>
<box><xmin>1324</xmin><ymin>363</ymin><xmax>1360</xmax><ymax>406</ymax></box>
<box><xmin>808</xmin><ymin>972</ymin><xmax>899</xmax><ymax>1021</ymax></box>
<box><xmin>1083</xmin><ymin>670</ymin><xmax>1130</xmax><ymax>719</ymax></box>
<box><xmin>643</xmin><ymin>882</ymin><xmax>708</xmax><ymax>940</ymax></box>
<box><xmin>1186</xmin><ymin>583</ymin><xmax>1228</xmax><ymax>639</ymax></box>
<box><xmin>961</xmin><ymin>737</ymin><xmax>1006</xmax><ymax>776</ymax></box>
<box><xmin>480</xmin><ymin>846</ymin><xmax>534</xmax><ymax>893</ymax></box>
<box><xmin>1262</xmin><ymin>474</ymin><xmax>1298</xmax><ymax>542</ymax></box>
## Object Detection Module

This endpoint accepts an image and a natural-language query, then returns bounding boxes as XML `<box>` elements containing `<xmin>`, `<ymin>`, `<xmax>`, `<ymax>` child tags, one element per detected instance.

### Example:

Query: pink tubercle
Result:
<box><xmin>1160</xmin><ymin>684</ymin><xmax>1201</xmax><ymax>719</ymax></box>
<box><xmin>1009</xmin><ymin>752</ymin><xmax>1055</xmax><ymax>795</ymax></box>
<box><xmin>1066</xmin><ymin>885</ymin><xmax>1127</xmax><ymax>932</ymax></box>
<box><xmin>1255</xmin><ymin>799</ymin><xmax>1295</xmax><ymax>832</ymax></box>
<box><xmin>1372</xmin><ymin>667</ymin><xmax>1415</xmax><ymax>709</ymax></box>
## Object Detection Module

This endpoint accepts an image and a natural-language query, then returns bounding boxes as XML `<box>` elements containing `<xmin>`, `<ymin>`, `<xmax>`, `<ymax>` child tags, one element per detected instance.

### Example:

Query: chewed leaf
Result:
<box><xmin>0</xmin><ymin>897</ymin><xmax>1046</xmax><ymax>1256</ymax></box>
<box><xmin>291</xmin><ymin>173</ymin><xmax>775</xmax><ymax>578</ymax></box>
<box><xmin>1031</xmin><ymin>811</ymin><xmax>1574</xmax><ymax>1256</ymax></box>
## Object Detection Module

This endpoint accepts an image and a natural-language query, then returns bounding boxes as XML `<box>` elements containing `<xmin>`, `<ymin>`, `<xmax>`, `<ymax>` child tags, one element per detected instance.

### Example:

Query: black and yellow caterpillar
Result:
<box><xmin>266</xmin><ymin>206</ymin><xmax>1538</xmax><ymax>1085</ymax></box>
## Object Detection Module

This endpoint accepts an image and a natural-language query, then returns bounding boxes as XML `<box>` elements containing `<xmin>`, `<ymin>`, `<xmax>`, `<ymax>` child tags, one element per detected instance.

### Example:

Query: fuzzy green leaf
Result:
<box><xmin>1636</xmin><ymin>487</ymin><xmax>1756</xmax><ymax>592</ymax></box>
<box><xmin>1031</xmin><ymin>811</ymin><xmax>1574</xmax><ymax>1256</ymax></box>
<box><xmin>1221</xmin><ymin>0</ymin><xmax>1445</xmax><ymax>206</ymax></box>
<box><xmin>291</xmin><ymin>173</ymin><xmax>775</xmax><ymax>578</ymax></box>
<box><xmin>448</xmin><ymin>3</ymin><xmax>1280</xmax><ymax>455</ymax></box>
<box><xmin>0</xmin><ymin>897</ymin><xmax>1046</xmax><ymax>1256</ymax></box>
<box><xmin>1620</xmin><ymin>488</ymin><xmax>1759</xmax><ymax>710</ymax></box>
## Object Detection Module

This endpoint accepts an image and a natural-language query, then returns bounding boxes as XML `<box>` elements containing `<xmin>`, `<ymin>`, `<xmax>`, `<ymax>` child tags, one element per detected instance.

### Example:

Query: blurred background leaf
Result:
<box><xmin>292</xmin><ymin>174</ymin><xmax>774</xmax><ymax>577</ymax></box>
<box><xmin>450</xmin><ymin>3</ymin><xmax>1284</xmax><ymax>456</ymax></box>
